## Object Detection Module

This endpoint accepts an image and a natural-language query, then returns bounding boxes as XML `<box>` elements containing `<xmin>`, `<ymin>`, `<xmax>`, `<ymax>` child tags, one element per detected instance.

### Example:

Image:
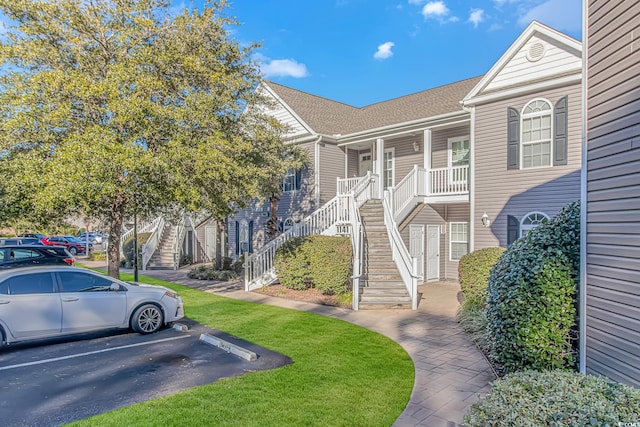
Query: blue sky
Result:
<box><xmin>2</xmin><ymin>0</ymin><xmax>583</xmax><ymax>108</ymax></box>
<box><xmin>213</xmin><ymin>0</ymin><xmax>583</xmax><ymax>106</ymax></box>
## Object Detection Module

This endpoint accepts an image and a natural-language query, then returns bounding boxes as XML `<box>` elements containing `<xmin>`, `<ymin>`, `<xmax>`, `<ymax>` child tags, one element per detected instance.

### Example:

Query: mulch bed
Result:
<box><xmin>254</xmin><ymin>284</ymin><xmax>351</xmax><ymax>309</ymax></box>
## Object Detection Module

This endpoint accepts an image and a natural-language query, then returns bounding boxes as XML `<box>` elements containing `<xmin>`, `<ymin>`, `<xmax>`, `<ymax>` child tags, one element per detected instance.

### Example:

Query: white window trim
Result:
<box><xmin>447</xmin><ymin>135</ymin><xmax>470</xmax><ymax>183</ymax></box>
<box><xmin>282</xmin><ymin>168</ymin><xmax>297</xmax><ymax>193</ymax></box>
<box><xmin>282</xmin><ymin>217</ymin><xmax>294</xmax><ymax>232</ymax></box>
<box><xmin>449</xmin><ymin>222</ymin><xmax>469</xmax><ymax>261</ymax></box>
<box><xmin>238</xmin><ymin>219</ymin><xmax>249</xmax><ymax>253</ymax></box>
<box><xmin>383</xmin><ymin>147</ymin><xmax>395</xmax><ymax>189</ymax></box>
<box><xmin>520</xmin><ymin>211</ymin><xmax>550</xmax><ymax>237</ymax></box>
<box><xmin>520</xmin><ymin>98</ymin><xmax>553</xmax><ymax>170</ymax></box>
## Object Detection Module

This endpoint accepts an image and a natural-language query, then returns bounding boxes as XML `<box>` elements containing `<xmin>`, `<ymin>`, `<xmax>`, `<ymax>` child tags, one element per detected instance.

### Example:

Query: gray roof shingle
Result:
<box><xmin>265</xmin><ymin>76</ymin><xmax>482</xmax><ymax>137</ymax></box>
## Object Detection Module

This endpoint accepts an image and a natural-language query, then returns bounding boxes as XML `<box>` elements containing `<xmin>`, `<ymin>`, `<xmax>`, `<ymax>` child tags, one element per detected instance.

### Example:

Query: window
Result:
<box><xmin>282</xmin><ymin>218</ymin><xmax>294</xmax><ymax>232</ymax></box>
<box><xmin>0</xmin><ymin>280</ymin><xmax>8</xmax><ymax>295</ymax></box>
<box><xmin>10</xmin><ymin>249</ymin><xmax>42</xmax><ymax>260</ymax></box>
<box><xmin>448</xmin><ymin>136</ymin><xmax>470</xmax><ymax>182</ymax></box>
<box><xmin>521</xmin><ymin>99</ymin><xmax>552</xmax><ymax>169</ymax></box>
<box><xmin>520</xmin><ymin>212</ymin><xmax>549</xmax><ymax>237</ymax></box>
<box><xmin>8</xmin><ymin>273</ymin><xmax>55</xmax><ymax>294</ymax></box>
<box><xmin>58</xmin><ymin>271</ymin><xmax>115</xmax><ymax>292</ymax></box>
<box><xmin>450</xmin><ymin>223</ymin><xmax>468</xmax><ymax>261</ymax></box>
<box><xmin>282</xmin><ymin>168</ymin><xmax>302</xmax><ymax>192</ymax></box>
<box><xmin>383</xmin><ymin>148</ymin><xmax>394</xmax><ymax>189</ymax></box>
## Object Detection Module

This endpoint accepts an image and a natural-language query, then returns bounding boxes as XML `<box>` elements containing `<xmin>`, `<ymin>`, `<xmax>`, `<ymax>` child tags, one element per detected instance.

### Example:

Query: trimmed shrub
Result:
<box><xmin>465</xmin><ymin>370</ymin><xmax>640</xmax><ymax>426</ymax></box>
<box><xmin>274</xmin><ymin>235</ymin><xmax>352</xmax><ymax>295</ymax></box>
<box><xmin>458</xmin><ymin>247</ymin><xmax>505</xmax><ymax>309</ymax></box>
<box><xmin>485</xmin><ymin>201</ymin><xmax>580</xmax><ymax>373</ymax></box>
<box><xmin>187</xmin><ymin>265</ymin><xmax>238</xmax><ymax>281</ymax></box>
<box><xmin>274</xmin><ymin>237</ymin><xmax>311</xmax><ymax>290</ymax></box>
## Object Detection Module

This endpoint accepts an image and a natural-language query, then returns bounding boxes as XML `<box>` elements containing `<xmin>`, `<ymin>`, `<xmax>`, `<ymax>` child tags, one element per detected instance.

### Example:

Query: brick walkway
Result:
<box><xmin>84</xmin><ymin>260</ymin><xmax>495</xmax><ymax>426</ymax></box>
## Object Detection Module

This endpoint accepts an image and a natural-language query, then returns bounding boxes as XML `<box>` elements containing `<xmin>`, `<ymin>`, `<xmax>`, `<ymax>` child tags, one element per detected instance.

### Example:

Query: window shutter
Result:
<box><xmin>248</xmin><ymin>221</ymin><xmax>254</xmax><ymax>253</ymax></box>
<box><xmin>295</xmin><ymin>169</ymin><xmax>302</xmax><ymax>190</ymax></box>
<box><xmin>553</xmin><ymin>96</ymin><xmax>568</xmax><ymax>166</ymax></box>
<box><xmin>507</xmin><ymin>107</ymin><xmax>520</xmax><ymax>170</ymax></box>
<box><xmin>235</xmin><ymin>221</ymin><xmax>239</xmax><ymax>255</ymax></box>
<box><xmin>507</xmin><ymin>215</ymin><xmax>519</xmax><ymax>245</ymax></box>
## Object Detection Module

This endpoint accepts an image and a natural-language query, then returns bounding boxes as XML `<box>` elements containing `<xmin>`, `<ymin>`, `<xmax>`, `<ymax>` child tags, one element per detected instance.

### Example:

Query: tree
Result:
<box><xmin>0</xmin><ymin>0</ymin><xmax>301</xmax><ymax>277</ymax></box>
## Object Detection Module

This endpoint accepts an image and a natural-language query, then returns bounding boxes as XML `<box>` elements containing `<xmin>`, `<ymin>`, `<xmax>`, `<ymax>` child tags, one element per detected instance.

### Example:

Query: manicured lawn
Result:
<box><xmin>68</xmin><ymin>274</ymin><xmax>414</xmax><ymax>427</ymax></box>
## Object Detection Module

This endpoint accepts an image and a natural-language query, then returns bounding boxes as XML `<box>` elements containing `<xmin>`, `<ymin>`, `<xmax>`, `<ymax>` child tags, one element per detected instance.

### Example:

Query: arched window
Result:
<box><xmin>520</xmin><ymin>211</ymin><xmax>550</xmax><ymax>237</ymax></box>
<box><xmin>521</xmin><ymin>99</ymin><xmax>552</xmax><ymax>169</ymax></box>
<box><xmin>282</xmin><ymin>217</ymin><xmax>294</xmax><ymax>232</ymax></box>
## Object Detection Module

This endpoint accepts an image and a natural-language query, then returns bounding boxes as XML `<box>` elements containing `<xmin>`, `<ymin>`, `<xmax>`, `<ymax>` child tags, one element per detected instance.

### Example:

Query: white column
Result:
<box><xmin>424</xmin><ymin>129</ymin><xmax>432</xmax><ymax>197</ymax></box>
<box><xmin>468</xmin><ymin>107</ymin><xmax>476</xmax><ymax>253</ymax></box>
<box><xmin>376</xmin><ymin>138</ymin><xmax>384</xmax><ymax>199</ymax></box>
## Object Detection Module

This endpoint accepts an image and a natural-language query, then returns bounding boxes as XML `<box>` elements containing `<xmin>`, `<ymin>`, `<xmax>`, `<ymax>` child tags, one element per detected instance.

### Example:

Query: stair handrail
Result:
<box><xmin>120</xmin><ymin>216</ymin><xmax>163</xmax><ymax>258</ymax></box>
<box><xmin>389</xmin><ymin>165</ymin><xmax>428</xmax><ymax>223</ymax></box>
<box><xmin>346</xmin><ymin>194</ymin><xmax>364</xmax><ymax>311</ymax></box>
<box><xmin>141</xmin><ymin>217</ymin><xmax>166</xmax><ymax>270</ymax></box>
<box><xmin>172</xmin><ymin>219</ymin><xmax>187</xmax><ymax>271</ymax></box>
<box><xmin>382</xmin><ymin>190</ymin><xmax>419</xmax><ymax>310</ymax></box>
<box><xmin>352</xmin><ymin>171</ymin><xmax>380</xmax><ymax>207</ymax></box>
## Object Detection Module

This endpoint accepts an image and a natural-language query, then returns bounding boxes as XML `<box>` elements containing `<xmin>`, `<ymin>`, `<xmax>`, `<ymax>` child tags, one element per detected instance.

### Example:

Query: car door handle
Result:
<box><xmin>61</xmin><ymin>297</ymin><xmax>79</xmax><ymax>302</ymax></box>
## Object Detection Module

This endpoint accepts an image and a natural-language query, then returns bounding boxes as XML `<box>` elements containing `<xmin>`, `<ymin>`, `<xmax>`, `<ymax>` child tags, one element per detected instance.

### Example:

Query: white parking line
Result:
<box><xmin>0</xmin><ymin>335</ymin><xmax>191</xmax><ymax>372</ymax></box>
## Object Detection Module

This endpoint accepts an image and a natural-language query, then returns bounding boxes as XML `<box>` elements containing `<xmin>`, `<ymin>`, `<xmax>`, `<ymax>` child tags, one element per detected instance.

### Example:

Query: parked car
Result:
<box><xmin>41</xmin><ymin>235</ymin><xmax>93</xmax><ymax>255</ymax></box>
<box><xmin>0</xmin><ymin>266</ymin><xmax>184</xmax><ymax>347</ymax></box>
<box><xmin>0</xmin><ymin>237</ymin><xmax>43</xmax><ymax>246</ymax></box>
<box><xmin>18</xmin><ymin>233</ymin><xmax>45</xmax><ymax>240</ymax></box>
<box><xmin>78</xmin><ymin>232</ymin><xmax>105</xmax><ymax>244</ymax></box>
<box><xmin>0</xmin><ymin>245</ymin><xmax>74</xmax><ymax>269</ymax></box>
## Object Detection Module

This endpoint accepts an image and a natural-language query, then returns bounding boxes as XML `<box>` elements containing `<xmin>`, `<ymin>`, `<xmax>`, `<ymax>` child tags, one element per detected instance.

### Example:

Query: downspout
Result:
<box><xmin>579</xmin><ymin>0</ymin><xmax>588</xmax><ymax>375</ymax></box>
<box><xmin>314</xmin><ymin>135</ymin><xmax>322</xmax><ymax>208</ymax></box>
<box><xmin>462</xmin><ymin>104</ymin><xmax>476</xmax><ymax>254</ymax></box>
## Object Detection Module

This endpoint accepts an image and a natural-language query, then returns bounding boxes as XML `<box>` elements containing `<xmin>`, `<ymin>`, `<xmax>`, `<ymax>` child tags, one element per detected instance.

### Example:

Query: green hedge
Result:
<box><xmin>274</xmin><ymin>235</ymin><xmax>352</xmax><ymax>295</ymax></box>
<box><xmin>485</xmin><ymin>202</ymin><xmax>580</xmax><ymax>373</ymax></box>
<box><xmin>465</xmin><ymin>370</ymin><xmax>640</xmax><ymax>426</ymax></box>
<box><xmin>458</xmin><ymin>247</ymin><xmax>505</xmax><ymax>310</ymax></box>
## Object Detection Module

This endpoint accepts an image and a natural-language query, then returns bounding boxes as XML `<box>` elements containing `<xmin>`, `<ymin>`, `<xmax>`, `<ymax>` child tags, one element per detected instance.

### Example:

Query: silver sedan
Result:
<box><xmin>0</xmin><ymin>266</ymin><xmax>184</xmax><ymax>347</ymax></box>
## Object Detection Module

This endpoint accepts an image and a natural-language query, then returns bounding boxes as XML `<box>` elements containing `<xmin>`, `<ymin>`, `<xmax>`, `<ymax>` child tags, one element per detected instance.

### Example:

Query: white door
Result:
<box><xmin>359</xmin><ymin>153</ymin><xmax>372</xmax><ymax>177</ymax></box>
<box><xmin>426</xmin><ymin>225</ymin><xmax>440</xmax><ymax>281</ymax></box>
<box><xmin>205</xmin><ymin>226</ymin><xmax>216</xmax><ymax>262</ymax></box>
<box><xmin>409</xmin><ymin>225</ymin><xmax>425</xmax><ymax>280</ymax></box>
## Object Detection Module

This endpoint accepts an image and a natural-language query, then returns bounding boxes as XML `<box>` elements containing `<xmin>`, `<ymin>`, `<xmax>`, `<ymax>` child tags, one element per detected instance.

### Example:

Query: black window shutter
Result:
<box><xmin>295</xmin><ymin>169</ymin><xmax>302</xmax><ymax>190</ymax></box>
<box><xmin>507</xmin><ymin>107</ymin><xmax>520</xmax><ymax>170</ymax></box>
<box><xmin>235</xmin><ymin>221</ymin><xmax>239</xmax><ymax>255</ymax></box>
<box><xmin>248</xmin><ymin>221</ymin><xmax>254</xmax><ymax>253</ymax></box>
<box><xmin>507</xmin><ymin>215</ymin><xmax>519</xmax><ymax>245</ymax></box>
<box><xmin>553</xmin><ymin>96</ymin><xmax>568</xmax><ymax>166</ymax></box>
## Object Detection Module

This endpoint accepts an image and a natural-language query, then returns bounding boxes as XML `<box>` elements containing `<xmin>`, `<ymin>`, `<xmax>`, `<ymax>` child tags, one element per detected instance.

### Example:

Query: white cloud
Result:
<box><xmin>468</xmin><ymin>9</ymin><xmax>485</xmax><ymax>28</ymax></box>
<box><xmin>420</xmin><ymin>1</ymin><xmax>458</xmax><ymax>23</ymax></box>
<box><xmin>374</xmin><ymin>42</ymin><xmax>395</xmax><ymax>60</ymax></box>
<box><xmin>517</xmin><ymin>0</ymin><xmax>581</xmax><ymax>31</ymax></box>
<box><xmin>260</xmin><ymin>58</ymin><xmax>309</xmax><ymax>78</ymax></box>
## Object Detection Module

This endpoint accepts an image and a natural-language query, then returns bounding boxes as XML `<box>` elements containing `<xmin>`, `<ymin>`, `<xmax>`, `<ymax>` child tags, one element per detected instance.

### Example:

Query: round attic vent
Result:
<box><xmin>526</xmin><ymin>42</ymin><xmax>546</xmax><ymax>62</ymax></box>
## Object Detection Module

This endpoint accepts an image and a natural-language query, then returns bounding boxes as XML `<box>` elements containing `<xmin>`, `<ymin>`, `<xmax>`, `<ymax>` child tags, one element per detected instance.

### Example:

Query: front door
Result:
<box><xmin>205</xmin><ymin>226</ymin><xmax>216</xmax><ymax>262</ymax></box>
<box><xmin>409</xmin><ymin>225</ymin><xmax>425</xmax><ymax>280</ymax></box>
<box><xmin>359</xmin><ymin>153</ymin><xmax>372</xmax><ymax>177</ymax></box>
<box><xmin>426</xmin><ymin>225</ymin><xmax>440</xmax><ymax>281</ymax></box>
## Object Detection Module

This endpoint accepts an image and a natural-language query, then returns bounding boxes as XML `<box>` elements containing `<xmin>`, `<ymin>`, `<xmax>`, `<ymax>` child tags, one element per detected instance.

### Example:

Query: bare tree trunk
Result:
<box><xmin>107</xmin><ymin>209</ymin><xmax>124</xmax><ymax>279</ymax></box>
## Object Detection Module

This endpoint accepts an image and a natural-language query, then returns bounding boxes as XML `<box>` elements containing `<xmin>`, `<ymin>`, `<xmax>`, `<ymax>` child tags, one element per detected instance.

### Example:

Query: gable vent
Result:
<box><xmin>526</xmin><ymin>42</ymin><xmax>546</xmax><ymax>62</ymax></box>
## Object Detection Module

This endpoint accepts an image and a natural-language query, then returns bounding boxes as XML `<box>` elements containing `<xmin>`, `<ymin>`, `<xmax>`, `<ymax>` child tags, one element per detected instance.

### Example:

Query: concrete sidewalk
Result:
<box><xmin>84</xmin><ymin>260</ymin><xmax>495</xmax><ymax>426</ymax></box>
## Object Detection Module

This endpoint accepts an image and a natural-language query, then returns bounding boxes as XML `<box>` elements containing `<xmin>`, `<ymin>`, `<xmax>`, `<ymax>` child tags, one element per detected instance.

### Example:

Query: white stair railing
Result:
<box><xmin>141</xmin><ymin>217</ymin><xmax>166</xmax><ymax>270</ymax></box>
<box><xmin>120</xmin><ymin>217</ymin><xmax>163</xmax><ymax>258</ymax></box>
<box><xmin>382</xmin><ymin>191</ymin><xmax>419</xmax><ymax>310</ymax></box>
<box><xmin>245</xmin><ymin>173</ymin><xmax>379</xmax><ymax>293</ymax></box>
<box><xmin>389</xmin><ymin>165</ymin><xmax>428</xmax><ymax>224</ymax></box>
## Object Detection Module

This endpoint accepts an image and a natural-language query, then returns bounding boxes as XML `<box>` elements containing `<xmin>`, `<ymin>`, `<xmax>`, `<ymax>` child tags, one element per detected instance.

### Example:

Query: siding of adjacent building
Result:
<box><xmin>585</xmin><ymin>0</ymin><xmax>640</xmax><ymax>387</ymax></box>
<box><xmin>318</xmin><ymin>142</ymin><xmax>345</xmax><ymax>204</ymax></box>
<box><xmin>473</xmin><ymin>83</ymin><xmax>582</xmax><ymax>249</ymax></box>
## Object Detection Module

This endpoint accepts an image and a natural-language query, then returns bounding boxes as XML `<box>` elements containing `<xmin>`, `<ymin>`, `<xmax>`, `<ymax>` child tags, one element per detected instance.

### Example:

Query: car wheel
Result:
<box><xmin>69</xmin><ymin>247</ymin><xmax>77</xmax><ymax>255</ymax></box>
<box><xmin>0</xmin><ymin>327</ymin><xmax>5</xmax><ymax>350</ymax></box>
<box><xmin>131</xmin><ymin>304</ymin><xmax>164</xmax><ymax>334</ymax></box>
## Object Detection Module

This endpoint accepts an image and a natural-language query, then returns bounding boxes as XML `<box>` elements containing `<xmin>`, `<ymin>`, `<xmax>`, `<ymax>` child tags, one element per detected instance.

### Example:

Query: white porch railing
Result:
<box><xmin>337</xmin><ymin>177</ymin><xmax>362</xmax><ymax>195</ymax></box>
<box><xmin>120</xmin><ymin>217</ymin><xmax>163</xmax><ymax>258</ymax></box>
<box><xmin>429</xmin><ymin>165</ymin><xmax>469</xmax><ymax>195</ymax></box>
<box><xmin>389</xmin><ymin>165</ymin><xmax>427</xmax><ymax>223</ymax></box>
<box><xmin>382</xmin><ymin>191</ymin><xmax>420</xmax><ymax>310</ymax></box>
<box><xmin>141</xmin><ymin>217</ymin><xmax>166</xmax><ymax>270</ymax></box>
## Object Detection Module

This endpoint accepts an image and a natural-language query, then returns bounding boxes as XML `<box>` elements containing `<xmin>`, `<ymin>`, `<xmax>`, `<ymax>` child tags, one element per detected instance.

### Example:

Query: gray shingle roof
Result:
<box><xmin>265</xmin><ymin>76</ymin><xmax>483</xmax><ymax>137</ymax></box>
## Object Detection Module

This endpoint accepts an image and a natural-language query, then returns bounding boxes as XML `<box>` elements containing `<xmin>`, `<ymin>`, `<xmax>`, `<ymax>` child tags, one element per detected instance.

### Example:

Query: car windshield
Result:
<box><xmin>65</xmin><ymin>236</ymin><xmax>83</xmax><ymax>242</ymax></box>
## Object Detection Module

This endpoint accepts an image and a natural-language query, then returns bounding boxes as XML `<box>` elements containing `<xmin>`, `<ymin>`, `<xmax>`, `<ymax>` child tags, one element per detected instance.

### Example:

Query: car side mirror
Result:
<box><xmin>110</xmin><ymin>283</ymin><xmax>121</xmax><ymax>292</ymax></box>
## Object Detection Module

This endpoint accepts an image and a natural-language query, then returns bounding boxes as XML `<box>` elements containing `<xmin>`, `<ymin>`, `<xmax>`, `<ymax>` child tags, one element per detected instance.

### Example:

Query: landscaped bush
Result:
<box><xmin>274</xmin><ymin>235</ymin><xmax>352</xmax><ymax>295</ymax></box>
<box><xmin>465</xmin><ymin>370</ymin><xmax>640</xmax><ymax>426</ymax></box>
<box><xmin>121</xmin><ymin>232</ymin><xmax>151</xmax><ymax>267</ymax></box>
<box><xmin>187</xmin><ymin>265</ymin><xmax>238</xmax><ymax>281</ymax></box>
<box><xmin>458</xmin><ymin>247</ymin><xmax>505</xmax><ymax>309</ymax></box>
<box><xmin>485</xmin><ymin>201</ymin><xmax>580</xmax><ymax>374</ymax></box>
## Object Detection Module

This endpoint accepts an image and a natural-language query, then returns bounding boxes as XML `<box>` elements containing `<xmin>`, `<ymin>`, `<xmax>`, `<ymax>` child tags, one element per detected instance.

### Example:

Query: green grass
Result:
<box><xmin>68</xmin><ymin>273</ymin><xmax>414</xmax><ymax>427</ymax></box>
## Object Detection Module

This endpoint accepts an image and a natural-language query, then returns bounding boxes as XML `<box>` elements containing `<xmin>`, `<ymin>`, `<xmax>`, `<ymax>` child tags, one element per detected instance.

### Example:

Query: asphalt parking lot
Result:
<box><xmin>0</xmin><ymin>320</ymin><xmax>291</xmax><ymax>427</ymax></box>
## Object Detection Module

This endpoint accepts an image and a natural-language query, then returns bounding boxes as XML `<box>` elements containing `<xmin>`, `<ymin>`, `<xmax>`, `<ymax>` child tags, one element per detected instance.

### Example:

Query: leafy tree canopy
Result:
<box><xmin>0</xmin><ymin>0</ymin><xmax>304</xmax><ymax>276</ymax></box>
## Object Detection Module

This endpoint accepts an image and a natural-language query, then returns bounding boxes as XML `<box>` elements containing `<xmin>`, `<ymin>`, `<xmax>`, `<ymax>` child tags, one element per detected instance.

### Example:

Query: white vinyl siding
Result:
<box><xmin>450</xmin><ymin>222</ymin><xmax>468</xmax><ymax>261</ymax></box>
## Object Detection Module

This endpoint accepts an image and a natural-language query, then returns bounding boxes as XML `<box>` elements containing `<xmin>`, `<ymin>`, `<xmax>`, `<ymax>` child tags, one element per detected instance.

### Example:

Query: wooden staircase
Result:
<box><xmin>146</xmin><ymin>224</ymin><xmax>176</xmax><ymax>270</ymax></box>
<box><xmin>359</xmin><ymin>200</ymin><xmax>412</xmax><ymax>308</ymax></box>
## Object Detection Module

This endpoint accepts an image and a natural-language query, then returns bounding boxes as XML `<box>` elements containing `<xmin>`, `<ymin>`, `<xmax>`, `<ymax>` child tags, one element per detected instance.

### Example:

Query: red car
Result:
<box><xmin>41</xmin><ymin>235</ymin><xmax>93</xmax><ymax>256</ymax></box>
